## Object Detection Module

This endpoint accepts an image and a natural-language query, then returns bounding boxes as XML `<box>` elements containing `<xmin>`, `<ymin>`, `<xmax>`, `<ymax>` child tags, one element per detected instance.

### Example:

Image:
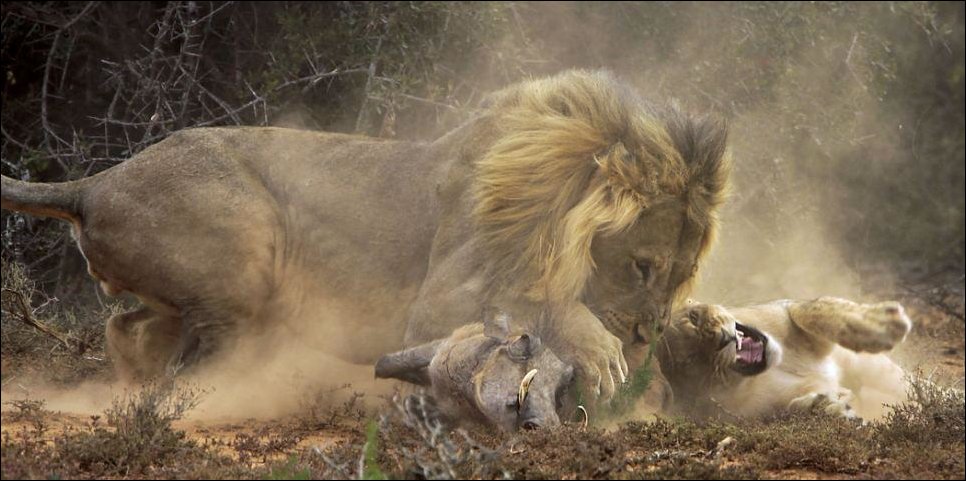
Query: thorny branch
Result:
<box><xmin>378</xmin><ymin>394</ymin><xmax>503</xmax><ymax>480</ymax></box>
<box><xmin>1</xmin><ymin>288</ymin><xmax>90</xmax><ymax>356</ymax></box>
<box><xmin>901</xmin><ymin>282</ymin><xmax>966</xmax><ymax>322</ymax></box>
<box><xmin>1</xmin><ymin>2</ymin><xmax>424</xmax><ymax>292</ymax></box>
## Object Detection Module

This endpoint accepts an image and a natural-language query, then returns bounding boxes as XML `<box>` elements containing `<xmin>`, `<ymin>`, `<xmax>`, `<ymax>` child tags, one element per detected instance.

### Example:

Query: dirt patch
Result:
<box><xmin>1</xmin><ymin>281</ymin><xmax>963</xmax><ymax>479</ymax></box>
<box><xmin>5</xmin><ymin>374</ymin><xmax>962</xmax><ymax>479</ymax></box>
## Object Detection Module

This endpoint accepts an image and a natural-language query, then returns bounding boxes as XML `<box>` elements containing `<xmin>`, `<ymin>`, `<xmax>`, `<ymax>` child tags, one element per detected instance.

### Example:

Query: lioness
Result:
<box><xmin>657</xmin><ymin>298</ymin><xmax>912</xmax><ymax>420</ymax></box>
<box><xmin>1</xmin><ymin>70</ymin><xmax>731</xmax><ymax>400</ymax></box>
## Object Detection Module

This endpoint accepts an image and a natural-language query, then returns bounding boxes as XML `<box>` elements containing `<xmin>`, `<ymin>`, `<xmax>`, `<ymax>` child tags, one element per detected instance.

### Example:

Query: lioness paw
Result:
<box><xmin>851</xmin><ymin>301</ymin><xmax>912</xmax><ymax>353</ymax></box>
<box><xmin>877</xmin><ymin>302</ymin><xmax>912</xmax><ymax>341</ymax></box>
<box><xmin>789</xmin><ymin>390</ymin><xmax>858</xmax><ymax>420</ymax></box>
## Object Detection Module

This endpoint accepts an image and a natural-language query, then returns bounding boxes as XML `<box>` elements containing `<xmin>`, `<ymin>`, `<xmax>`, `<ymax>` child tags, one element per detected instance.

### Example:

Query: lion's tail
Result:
<box><xmin>1</xmin><ymin>174</ymin><xmax>86</xmax><ymax>223</ymax></box>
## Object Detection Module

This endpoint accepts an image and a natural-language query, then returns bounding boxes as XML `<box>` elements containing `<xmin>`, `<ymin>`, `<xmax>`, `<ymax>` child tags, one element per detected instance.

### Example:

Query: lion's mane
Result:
<box><xmin>473</xmin><ymin>70</ymin><xmax>731</xmax><ymax>304</ymax></box>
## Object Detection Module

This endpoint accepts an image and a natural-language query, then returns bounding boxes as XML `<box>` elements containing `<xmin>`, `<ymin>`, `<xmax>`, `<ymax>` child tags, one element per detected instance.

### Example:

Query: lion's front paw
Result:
<box><xmin>556</xmin><ymin>324</ymin><xmax>628</xmax><ymax>403</ymax></box>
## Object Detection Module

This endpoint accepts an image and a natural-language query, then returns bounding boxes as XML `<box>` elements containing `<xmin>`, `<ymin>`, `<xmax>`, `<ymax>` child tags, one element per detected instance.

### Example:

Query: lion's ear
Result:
<box><xmin>375</xmin><ymin>340</ymin><xmax>442</xmax><ymax>386</ymax></box>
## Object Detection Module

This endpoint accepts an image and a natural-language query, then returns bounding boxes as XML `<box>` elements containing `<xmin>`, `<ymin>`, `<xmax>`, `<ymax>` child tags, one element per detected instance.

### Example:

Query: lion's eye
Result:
<box><xmin>634</xmin><ymin>259</ymin><xmax>652</xmax><ymax>283</ymax></box>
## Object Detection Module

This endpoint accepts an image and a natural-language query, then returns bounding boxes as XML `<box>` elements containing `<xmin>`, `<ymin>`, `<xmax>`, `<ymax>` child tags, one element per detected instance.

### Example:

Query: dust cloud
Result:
<box><xmin>4</xmin><ymin>3</ymin><xmax>957</xmax><ymax>420</ymax></box>
<box><xmin>483</xmin><ymin>2</ymin><xmax>926</xmax><ymax>305</ymax></box>
<box><xmin>3</xmin><ymin>337</ymin><xmax>397</xmax><ymax>420</ymax></box>
<box><xmin>182</xmin><ymin>332</ymin><xmax>397</xmax><ymax>420</ymax></box>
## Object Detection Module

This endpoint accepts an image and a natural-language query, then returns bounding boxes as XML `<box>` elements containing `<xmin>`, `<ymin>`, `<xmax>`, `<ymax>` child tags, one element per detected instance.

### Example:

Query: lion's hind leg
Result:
<box><xmin>106</xmin><ymin>306</ymin><xmax>181</xmax><ymax>383</ymax></box>
<box><xmin>164</xmin><ymin>297</ymin><xmax>264</xmax><ymax>377</ymax></box>
<box><xmin>835</xmin><ymin>349</ymin><xmax>909</xmax><ymax>419</ymax></box>
<box><xmin>786</xmin><ymin>297</ymin><xmax>911</xmax><ymax>354</ymax></box>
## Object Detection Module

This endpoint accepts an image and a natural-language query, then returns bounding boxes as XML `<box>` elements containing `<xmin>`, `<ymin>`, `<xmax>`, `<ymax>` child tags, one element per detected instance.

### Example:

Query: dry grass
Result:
<box><xmin>1</xmin><ymin>259</ymin><xmax>963</xmax><ymax>479</ymax></box>
<box><xmin>1</xmin><ymin>368</ymin><xmax>963</xmax><ymax>480</ymax></box>
<box><xmin>1</xmin><ymin>259</ymin><xmax>115</xmax><ymax>385</ymax></box>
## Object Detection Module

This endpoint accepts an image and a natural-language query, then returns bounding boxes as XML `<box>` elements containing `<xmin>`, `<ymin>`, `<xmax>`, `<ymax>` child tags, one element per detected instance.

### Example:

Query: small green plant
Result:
<box><xmin>265</xmin><ymin>455</ymin><xmax>311</xmax><ymax>480</ymax></box>
<box><xmin>362</xmin><ymin>420</ymin><xmax>387</xmax><ymax>480</ymax></box>
<box><xmin>607</xmin><ymin>344</ymin><xmax>657</xmax><ymax>416</ymax></box>
<box><xmin>599</xmin><ymin>327</ymin><xmax>661</xmax><ymax>422</ymax></box>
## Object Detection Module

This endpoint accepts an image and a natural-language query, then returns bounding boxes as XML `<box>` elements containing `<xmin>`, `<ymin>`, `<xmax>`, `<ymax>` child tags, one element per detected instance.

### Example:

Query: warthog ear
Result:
<box><xmin>483</xmin><ymin>307</ymin><xmax>511</xmax><ymax>341</ymax></box>
<box><xmin>375</xmin><ymin>340</ymin><xmax>442</xmax><ymax>386</ymax></box>
<box><xmin>507</xmin><ymin>334</ymin><xmax>542</xmax><ymax>362</ymax></box>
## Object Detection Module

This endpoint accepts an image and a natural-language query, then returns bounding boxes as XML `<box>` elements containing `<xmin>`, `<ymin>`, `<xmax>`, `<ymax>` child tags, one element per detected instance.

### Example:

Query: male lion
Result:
<box><xmin>657</xmin><ymin>298</ymin><xmax>912</xmax><ymax>420</ymax></box>
<box><xmin>1</xmin><ymin>70</ymin><xmax>730</xmax><ymax>400</ymax></box>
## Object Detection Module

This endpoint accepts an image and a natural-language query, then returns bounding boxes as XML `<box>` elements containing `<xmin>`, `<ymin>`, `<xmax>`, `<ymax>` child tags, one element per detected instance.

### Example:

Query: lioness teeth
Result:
<box><xmin>736</xmin><ymin>329</ymin><xmax>743</xmax><ymax>351</ymax></box>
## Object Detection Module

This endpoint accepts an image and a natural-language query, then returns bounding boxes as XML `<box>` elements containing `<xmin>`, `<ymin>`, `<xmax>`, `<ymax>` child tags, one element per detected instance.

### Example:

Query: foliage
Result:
<box><xmin>56</xmin><ymin>382</ymin><xmax>203</xmax><ymax>475</ymax></box>
<box><xmin>1</xmin><ymin>383</ymin><xmax>213</xmax><ymax>479</ymax></box>
<box><xmin>1</xmin><ymin>258</ymin><xmax>114</xmax><ymax>384</ymax></box>
<box><xmin>1</xmin><ymin>375</ymin><xmax>963</xmax><ymax>479</ymax></box>
<box><xmin>264</xmin><ymin>455</ymin><xmax>312</xmax><ymax>481</ymax></box>
<box><xmin>602</xmin><ymin>331</ymin><xmax>658</xmax><ymax>422</ymax></box>
<box><xmin>2</xmin><ymin>3</ymin><xmax>962</xmax><ymax>291</ymax></box>
<box><xmin>362</xmin><ymin>420</ymin><xmax>387</xmax><ymax>480</ymax></box>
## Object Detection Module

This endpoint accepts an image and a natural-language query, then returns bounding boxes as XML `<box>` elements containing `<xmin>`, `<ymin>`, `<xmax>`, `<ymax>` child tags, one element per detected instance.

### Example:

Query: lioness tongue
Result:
<box><xmin>737</xmin><ymin>339</ymin><xmax>763</xmax><ymax>364</ymax></box>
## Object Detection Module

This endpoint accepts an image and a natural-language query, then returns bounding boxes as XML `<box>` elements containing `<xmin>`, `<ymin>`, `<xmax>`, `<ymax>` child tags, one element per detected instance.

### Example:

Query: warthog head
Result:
<box><xmin>376</xmin><ymin>311</ymin><xmax>577</xmax><ymax>431</ymax></box>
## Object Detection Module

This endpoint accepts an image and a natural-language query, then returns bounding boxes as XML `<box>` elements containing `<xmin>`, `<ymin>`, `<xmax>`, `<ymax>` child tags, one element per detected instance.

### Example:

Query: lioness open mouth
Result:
<box><xmin>732</xmin><ymin>322</ymin><xmax>768</xmax><ymax>375</ymax></box>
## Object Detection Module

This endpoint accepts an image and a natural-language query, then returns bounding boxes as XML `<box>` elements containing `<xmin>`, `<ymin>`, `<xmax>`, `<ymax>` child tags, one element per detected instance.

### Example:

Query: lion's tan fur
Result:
<box><xmin>2</xmin><ymin>70</ymin><xmax>732</xmax><ymax>392</ymax></box>
<box><xmin>474</xmin><ymin>70</ymin><xmax>731</xmax><ymax>305</ymax></box>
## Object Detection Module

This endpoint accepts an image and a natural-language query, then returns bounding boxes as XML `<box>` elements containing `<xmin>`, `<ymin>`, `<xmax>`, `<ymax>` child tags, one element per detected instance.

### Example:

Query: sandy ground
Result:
<box><xmin>1</xmin><ymin>289</ymin><xmax>962</xmax><ymax>479</ymax></box>
<box><xmin>0</xmin><ymin>410</ymin><xmax>354</xmax><ymax>466</ymax></box>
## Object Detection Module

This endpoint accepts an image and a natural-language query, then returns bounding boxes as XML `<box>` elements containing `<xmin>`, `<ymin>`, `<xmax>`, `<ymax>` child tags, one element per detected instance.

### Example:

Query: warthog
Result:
<box><xmin>374</xmin><ymin>309</ymin><xmax>676</xmax><ymax>431</ymax></box>
<box><xmin>375</xmin><ymin>311</ymin><xmax>578</xmax><ymax>431</ymax></box>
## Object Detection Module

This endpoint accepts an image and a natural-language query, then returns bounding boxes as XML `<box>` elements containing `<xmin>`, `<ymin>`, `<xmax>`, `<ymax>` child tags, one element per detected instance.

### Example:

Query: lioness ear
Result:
<box><xmin>483</xmin><ymin>307</ymin><xmax>511</xmax><ymax>341</ymax></box>
<box><xmin>507</xmin><ymin>334</ymin><xmax>542</xmax><ymax>362</ymax></box>
<box><xmin>375</xmin><ymin>340</ymin><xmax>442</xmax><ymax>386</ymax></box>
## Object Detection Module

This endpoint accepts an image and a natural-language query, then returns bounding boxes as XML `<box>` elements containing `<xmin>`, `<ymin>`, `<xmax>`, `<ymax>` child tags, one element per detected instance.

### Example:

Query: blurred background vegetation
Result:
<box><xmin>1</xmin><ymin>1</ymin><xmax>963</xmax><ymax>303</ymax></box>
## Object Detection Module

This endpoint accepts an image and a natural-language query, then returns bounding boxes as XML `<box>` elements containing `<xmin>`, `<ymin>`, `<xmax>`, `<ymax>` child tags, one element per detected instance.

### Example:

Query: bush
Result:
<box><xmin>55</xmin><ymin>382</ymin><xmax>204</xmax><ymax>476</ymax></box>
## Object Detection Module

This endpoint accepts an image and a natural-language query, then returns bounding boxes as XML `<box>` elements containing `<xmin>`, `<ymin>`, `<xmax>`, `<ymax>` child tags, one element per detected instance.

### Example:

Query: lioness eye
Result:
<box><xmin>634</xmin><ymin>259</ymin><xmax>652</xmax><ymax>283</ymax></box>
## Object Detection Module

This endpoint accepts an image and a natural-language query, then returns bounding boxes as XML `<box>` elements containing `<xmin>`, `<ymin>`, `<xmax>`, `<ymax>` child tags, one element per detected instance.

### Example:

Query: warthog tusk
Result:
<box><xmin>518</xmin><ymin>369</ymin><xmax>539</xmax><ymax>408</ymax></box>
<box><xmin>577</xmin><ymin>405</ymin><xmax>589</xmax><ymax>430</ymax></box>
